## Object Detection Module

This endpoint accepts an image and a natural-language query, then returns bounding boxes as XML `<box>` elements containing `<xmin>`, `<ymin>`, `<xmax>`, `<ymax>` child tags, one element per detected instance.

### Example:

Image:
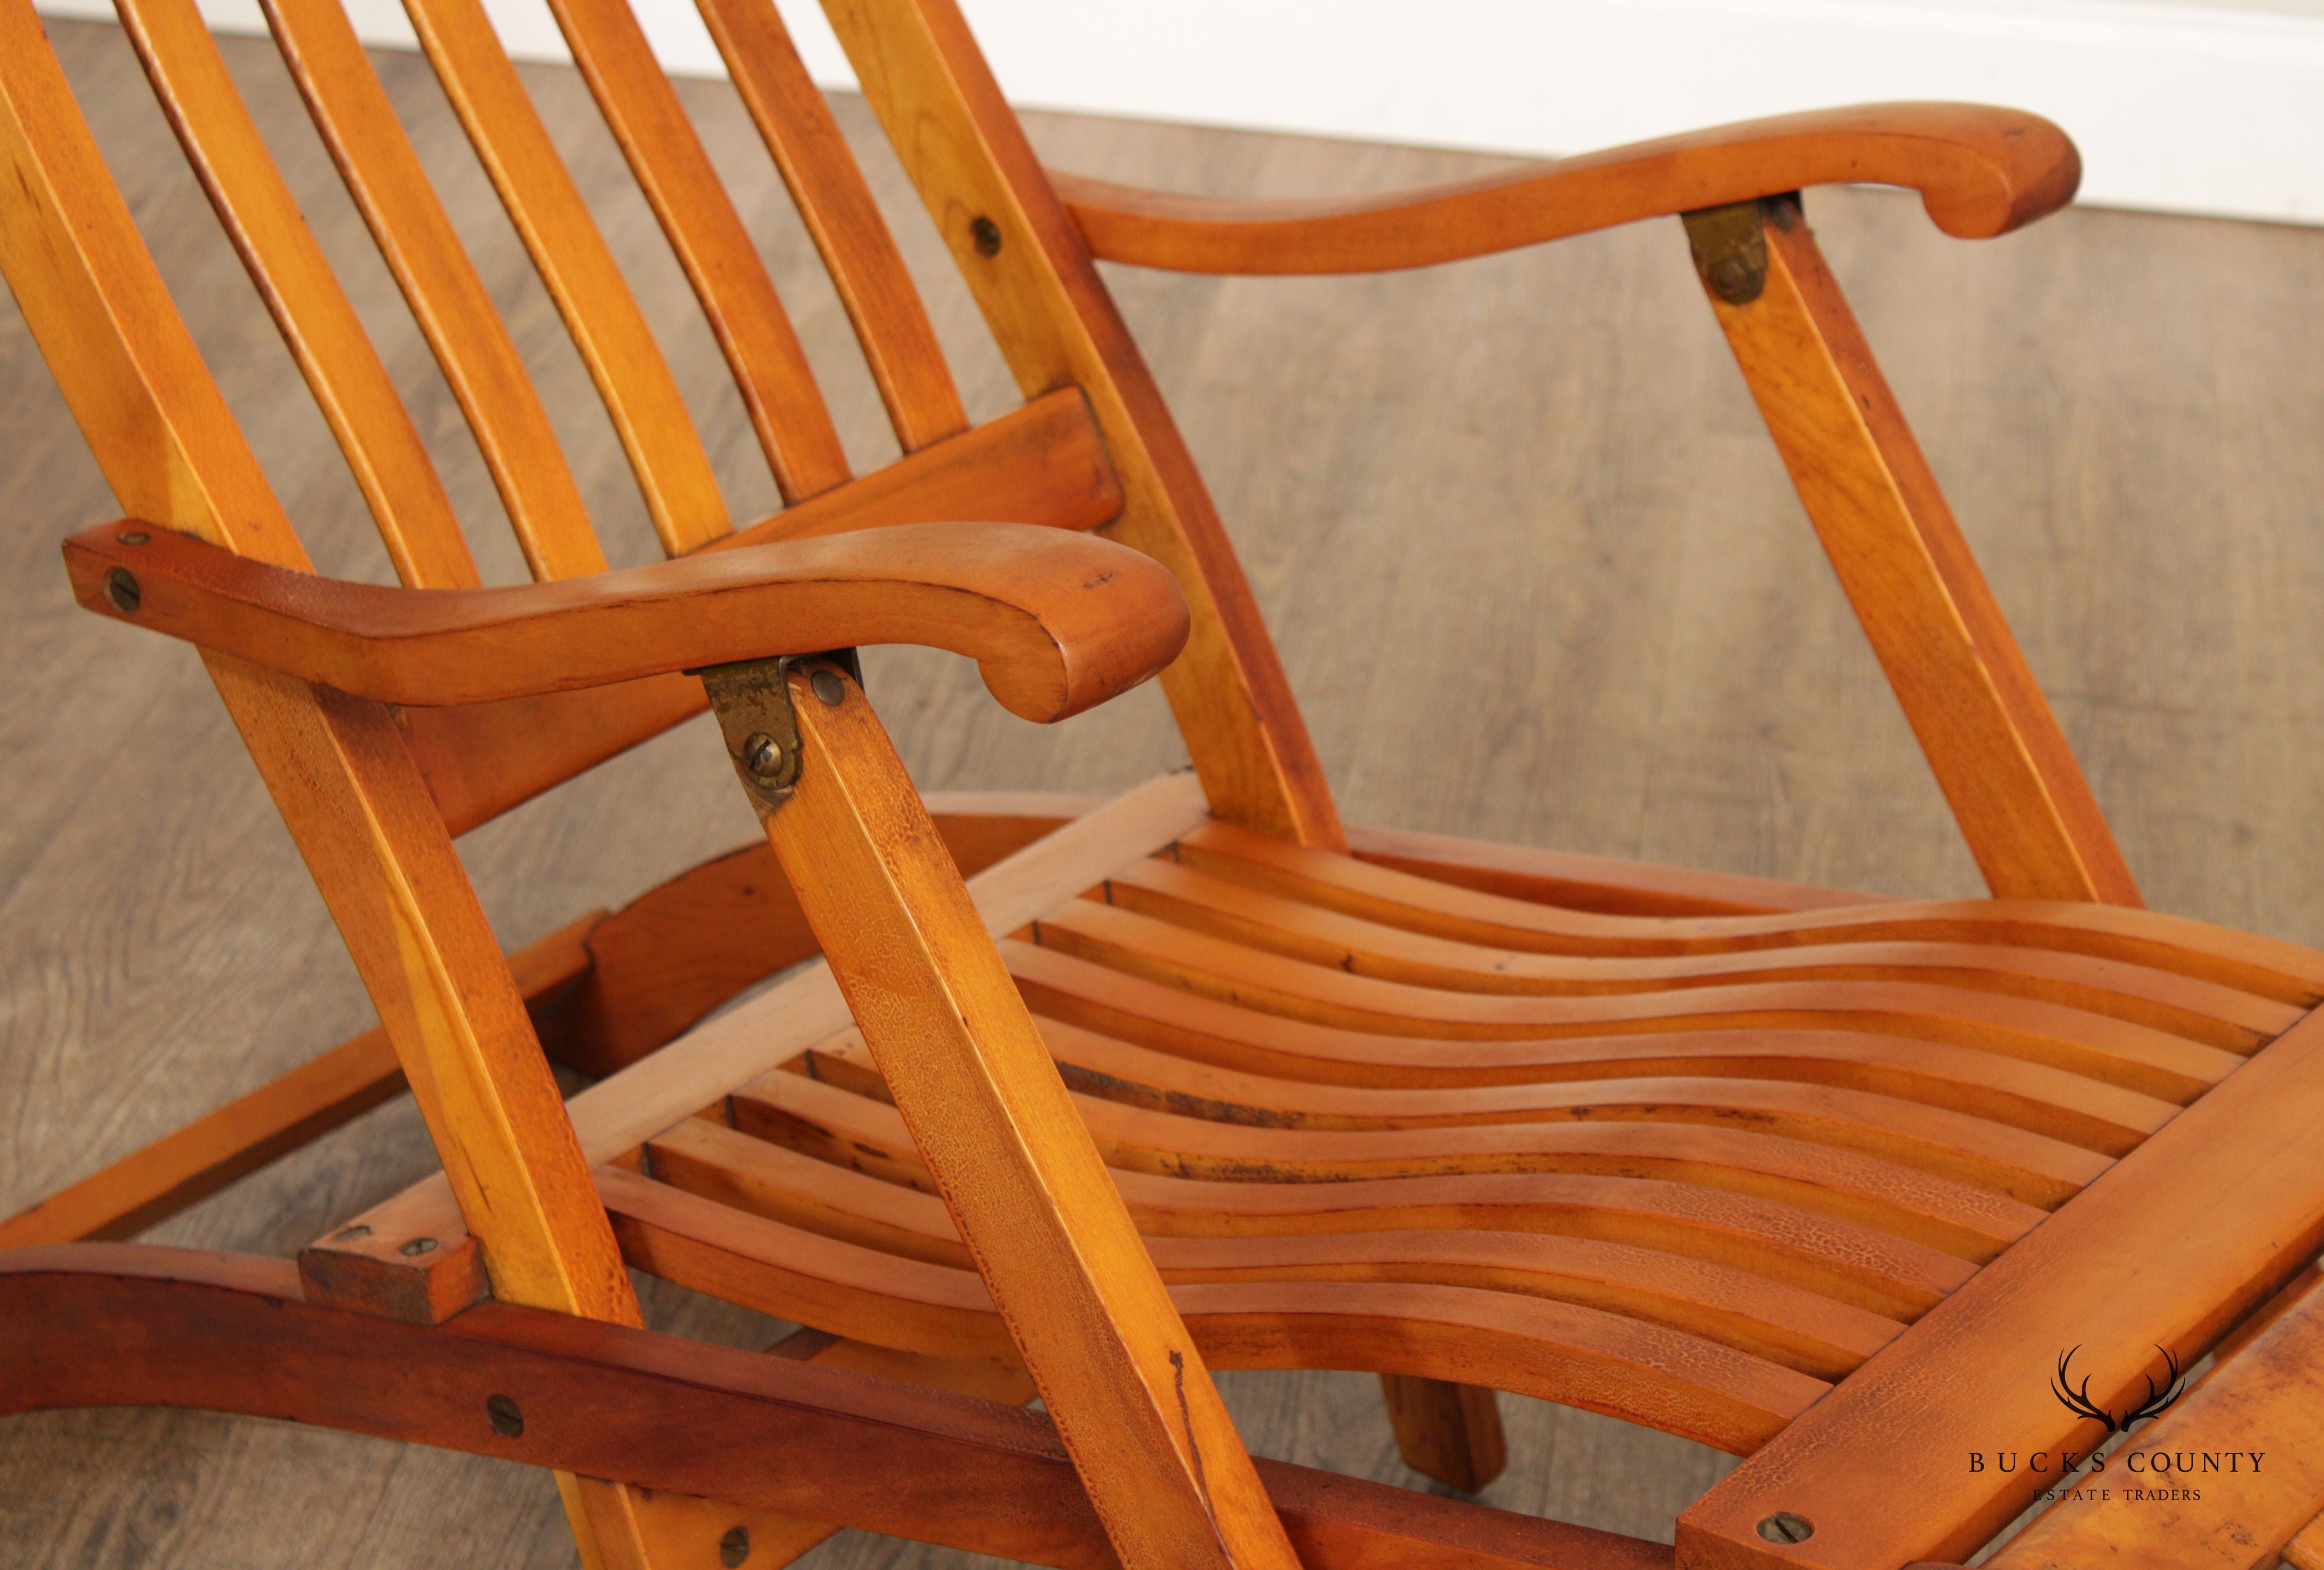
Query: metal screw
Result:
<box><xmin>1709</xmin><ymin>252</ymin><xmax>1757</xmax><ymax>303</ymax></box>
<box><xmin>335</xmin><ymin>1224</ymin><xmax>372</xmax><ymax>1243</ymax></box>
<box><xmin>1757</xmin><ymin>1513</ymin><xmax>1815</xmax><ymax>1545</ymax></box>
<box><xmin>1767</xmin><ymin>197</ymin><xmax>1799</xmax><ymax>231</ymax></box>
<box><xmin>970</xmin><ymin>216</ymin><xmax>1002</xmax><ymax>257</ymax></box>
<box><xmin>810</xmin><ymin>669</ymin><xmax>845</xmax><ymax>706</ymax></box>
<box><xmin>106</xmin><ymin>567</ymin><xmax>141</xmax><ymax>614</ymax></box>
<box><xmin>486</xmin><ymin>1393</ymin><xmax>524</xmax><ymax>1438</ymax></box>
<box><xmin>400</xmin><ymin>1236</ymin><xmax>439</xmax><ymax>1257</ymax></box>
<box><xmin>742</xmin><ymin>732</ymin><xmax>787</xmax><ymax>783</ymax></box>
<box><xmin>116</xmin><ymin>530</ymin><xmax>150</xmax><ymax>546</ymax></box>
<box><xmin>719</xmin><ymin>1526</ymin><xmax>751</xmax><ymax>1567</ymax></box>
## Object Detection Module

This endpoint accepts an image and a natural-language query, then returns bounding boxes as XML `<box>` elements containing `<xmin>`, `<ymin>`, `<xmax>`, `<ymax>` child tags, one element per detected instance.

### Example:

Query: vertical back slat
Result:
<box><xmin>115</xmin><ymin>0</ymin><xmax>482</xmax><ymax>588</ymax></box>
<box><xmin>695</xmin><ymin>0</ymin><xmax>966</xmax><ymax>452</ymax></box>
<box><xmin>399</xmin><ymin>0</ymin><xmax>735</xmax><ymax>554</ymax></box>
<box><xmin>261</xmin><ymin>0</ymin><xmax>608</xmax><ymax>578</ymax></box>
<box><xmin>543</xmin><ymin>0</ymin><xmax>855</xmax><ymax>505</ymax></box>
<box><xmin>0</xmin><ymin>0</ymin><xmax>301</xmax><ymax>565</ymax></box>
<box><xmin>820</xmin><ymin>0</ymin><xmax>1346</xmax><ymax>851</ymax></box>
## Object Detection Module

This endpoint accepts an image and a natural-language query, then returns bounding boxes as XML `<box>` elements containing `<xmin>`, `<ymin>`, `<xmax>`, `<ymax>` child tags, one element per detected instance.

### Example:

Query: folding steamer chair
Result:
<box><xmin>2</xmin><ymin>0</ymin><xmax>2321</xmax><ymax>1564</ymax></box>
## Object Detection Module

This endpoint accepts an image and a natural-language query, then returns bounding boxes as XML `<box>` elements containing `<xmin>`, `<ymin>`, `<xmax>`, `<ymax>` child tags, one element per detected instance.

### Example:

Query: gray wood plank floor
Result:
<box><xmin>4</xmin><ymin>15</ymin><xmax>2323</xmax><ymax>1566</ymax></box>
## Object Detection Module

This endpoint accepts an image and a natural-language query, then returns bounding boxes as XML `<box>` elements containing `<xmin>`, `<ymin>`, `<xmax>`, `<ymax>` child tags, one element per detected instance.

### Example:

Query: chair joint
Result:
<box><xmin>694</xmin><ymin>650</ymin><xmax>861</xmax><ymax>818</ymax></box>
<box><xmin>1683</xmin><ymin>194</ymin><xmax>1799</xmax><ymax>306</ymax></box>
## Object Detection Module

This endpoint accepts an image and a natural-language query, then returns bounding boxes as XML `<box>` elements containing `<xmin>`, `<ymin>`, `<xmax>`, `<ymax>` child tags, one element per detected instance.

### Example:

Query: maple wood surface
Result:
<box><xmin>1984</xmin><ymin>1270</ymin><xmax>2324</xmax><ymax>1570</ymax></box>
<box><xmin>1051</xmin><ymin>103</ymin><xmax>2079</xmax><ymax>276</ymax></box>
<box><xmin>4</xmin><ymin>12</ymin><xmax>2324</xmax><ymax>1570</ymax></box>
<box><xmin>0</xmin><ymin>1244</ymin><xmax>1676</xmax><ymax>1570</ymax></box>
<box><xmin>65</xmin><ymin>518</ymin><xmax>1189</xmax><ymax>721</ymax></box>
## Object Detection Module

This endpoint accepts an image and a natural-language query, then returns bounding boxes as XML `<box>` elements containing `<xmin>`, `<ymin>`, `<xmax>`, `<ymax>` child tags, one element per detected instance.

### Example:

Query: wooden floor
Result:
<box><xmin>4</xmin><ymin>15</ymin><xmax>2324</xmax><ymax>1567</ymax></box>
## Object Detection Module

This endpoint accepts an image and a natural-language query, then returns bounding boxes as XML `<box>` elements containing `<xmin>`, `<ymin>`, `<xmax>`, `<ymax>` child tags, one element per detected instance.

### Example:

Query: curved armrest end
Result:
<box><xmin>943</xmin><ymin>533</ymin><xmax>1193</xmax><ymax>723</ymax></box>
<box><xmin>63</xmin><ymin>521</ymin><xmax>1190</xmax><ymax>725</ymax></box>
<box><xmin>1053</xmin><ymin>103</ymin><xmax>2080</xmax><ymax>275</ymax></box>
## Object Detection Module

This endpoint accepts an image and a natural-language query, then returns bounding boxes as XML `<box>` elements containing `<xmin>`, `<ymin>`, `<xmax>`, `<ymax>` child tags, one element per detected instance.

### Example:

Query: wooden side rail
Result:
<box><xmin>1050</xmin><ymin>103</ymin><xmax>2077</xmax><ymax>277</ymax></box>
<box><xmin>1676</xmin><ymin>1005</ymin><xmax>2324</xmax><ymax>1570</ymax></box>
<box><xmin>66</xmin><ymin>520</ymin><xmax>1187</xmax><ymax>724</ymax></box>
<box><xmin>1981</xmin><ymin>1267</ymin><xmax>2324</xmax><ymax>1570</ymax></box>
<box><xmin>0</xmin><ymin>1244</ymin><xmax>1673</xmax><ymax>1570</ymax></box>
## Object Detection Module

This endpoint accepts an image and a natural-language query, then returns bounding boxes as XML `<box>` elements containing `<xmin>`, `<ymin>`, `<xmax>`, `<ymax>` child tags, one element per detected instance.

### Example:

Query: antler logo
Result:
<box><xmin>2050</xmin><ymin>1345</ymin><xmax>2186</xmax><ymax>1433</ymax></box>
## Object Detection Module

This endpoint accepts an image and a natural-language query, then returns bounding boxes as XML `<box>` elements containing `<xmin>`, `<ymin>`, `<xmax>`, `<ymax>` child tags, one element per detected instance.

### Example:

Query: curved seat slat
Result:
<box><xmin>1182</xmin><ymin>821</ymin><xmax>2324</xmax><ymax>1003</ymax></box>
<box><xmin>1024</xmin><ymin>901</ymin><xmax>2242</xmax><ymax>1102</ymax></box>
<box><xmin>1005</xmin><ymin>943</ymin><xmax>2179</xmax><ymax>1150</ymax></box>
<box><xmin>725</xmin><ymin>1066</ymin><xmax>2047</xmax><ymax>1261</ymax></box>
<box><xmin>601</xmin><ymin>1166</ymin><xmax>1828</xmax><ymax>1456</ymax></box>
<box><xmin>643</xmin><ymin>1117</ymin><xmax>1907</xmax><ymax>1378</ymax></box>
<box><xmin>644</xmin><ymin>1104</ymin><xmax>1969</xmax><ymax>1322</ymax></box>
<box><xmin>796</xmin><ymin>1027</ymin><xmax>2105</xmax><ymax>1208</ymax></box>
<box><xmin>1101</xmin><ymin>857</ymin><xmax>2293</xmax><ymax>1050</ymax></box>
<box><xmin>946</xmin><ymin>1012</ymin><xmax>2172</xmax><ymax>1157</ymax></box>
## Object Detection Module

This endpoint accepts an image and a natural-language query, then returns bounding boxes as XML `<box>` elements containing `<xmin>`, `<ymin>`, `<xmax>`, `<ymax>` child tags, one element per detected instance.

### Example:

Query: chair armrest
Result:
<box><xmin>63</xmin><ymin>520</ymin><xmax>1189</xmax><ymax>723</ymax></box>
<box><xmin>1051</xmin><ymin>102</ymin><xmax>2079</xmax><ymax>275</ymax></box>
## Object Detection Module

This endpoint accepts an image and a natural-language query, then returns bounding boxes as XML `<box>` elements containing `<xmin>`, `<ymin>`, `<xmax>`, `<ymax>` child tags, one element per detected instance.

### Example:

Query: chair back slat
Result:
<box><xmin>115</xmin><ymin>0</ymin><xmax>482</xmax><ymax>587</ymax></box>
<box><xmin>262</xmin><ymin>0</ymin><xmax>609</xmax><ymax>578</ymax></box>
<box><xmin>695</xmin><ymin>0</ymin><xmax>966</xmax><ymax>452</ymax></box>
<box><xmin>9</xmin><ymin>0</ymin><xmax>1325</xmax><ymax>857</ymax></box>
<box><xmin>0</xmin><ymin>0</ymin><xmax>303</xmax><ymax>567</ymax></box>
<box><xmin>541</xmin><ymin>0</ymin><xmax>855</xmax><ymax>506</ymax></box>
<box><xmin>400</xmin><ymin>0</ymin><xmax>735</xmax><ymax>556</ymax></box>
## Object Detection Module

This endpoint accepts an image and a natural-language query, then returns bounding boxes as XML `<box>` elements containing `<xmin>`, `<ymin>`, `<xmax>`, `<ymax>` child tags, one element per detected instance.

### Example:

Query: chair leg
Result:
<box><xmin>1682</xmin><ymin>193</ymin><xmax>2136</xmax><ymax>907</ymax></box>
<box><xmin>704</xmin><ymin>654</ymin><xmax>1304</xmax><ymax>1570</ymax></box>
<box><xmin>1381</xmin><ymin>1374</ymin><xmax>1510</xmax><ymax>1494</ymax></box>
<box><xmin>219</xmin><ymin>667</ymin><xmax>686</xmax><ymax>1569</ymax></box>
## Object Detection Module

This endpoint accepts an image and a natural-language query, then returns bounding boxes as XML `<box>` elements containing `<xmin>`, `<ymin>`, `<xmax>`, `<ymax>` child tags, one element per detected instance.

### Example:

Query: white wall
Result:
<box><xmin>36</xmin><ymin>0</ymin><xmax>2324</xmax><ymax>226</ymax></box>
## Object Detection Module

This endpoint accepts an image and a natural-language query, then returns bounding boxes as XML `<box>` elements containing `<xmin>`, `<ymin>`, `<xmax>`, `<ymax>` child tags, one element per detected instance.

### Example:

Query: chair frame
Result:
<box><xmin>4</xmin><ymin>0</ymin><xmax>2322</xmax><ymax>1565</ymax></box>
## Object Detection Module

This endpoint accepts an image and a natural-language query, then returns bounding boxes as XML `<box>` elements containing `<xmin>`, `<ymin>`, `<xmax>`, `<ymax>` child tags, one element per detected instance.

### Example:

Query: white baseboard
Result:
<box><xmin>34</xmin><ymin>0</ymin><xmax>2324</xmax><ymax>227</ymax></box>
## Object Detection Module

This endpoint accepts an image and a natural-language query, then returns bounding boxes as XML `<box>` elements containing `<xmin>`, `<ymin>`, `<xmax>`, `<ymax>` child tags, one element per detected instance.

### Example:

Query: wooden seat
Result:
<box><xmin>281</xmin><ymin>770</ymin><xmax>2322</xmax><ymax>1483</ymax></box>
<box><xmin>5</xmin><ymin>0</ymin><xmax>2323</xmax><ymax>1563</ymax></box>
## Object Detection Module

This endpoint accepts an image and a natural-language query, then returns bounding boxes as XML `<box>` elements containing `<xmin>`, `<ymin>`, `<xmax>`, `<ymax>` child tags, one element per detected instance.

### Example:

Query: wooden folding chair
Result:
<box><xmin>3</xmin><ymin>0</ymin><xmax>2321</xmax><ymax>1563</ymax></box>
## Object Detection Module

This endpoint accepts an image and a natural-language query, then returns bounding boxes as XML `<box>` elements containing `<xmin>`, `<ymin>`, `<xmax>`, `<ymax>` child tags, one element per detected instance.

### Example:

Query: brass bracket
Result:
<box><xmin>1682</xmin><ymin>194</ymin><xmax>1797</xmax><ymax>307</ymax></box>
<box><xmin>694</xmin><ymin>650</ymin><xmax>860</xmax><ymax>819</ymax></box>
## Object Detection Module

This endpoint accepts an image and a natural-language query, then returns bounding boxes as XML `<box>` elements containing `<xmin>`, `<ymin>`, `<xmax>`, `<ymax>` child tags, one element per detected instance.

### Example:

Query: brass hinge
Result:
<box><xmin>694</xmin><ymin>650</ymin><xmax>860</xmax><ymax>818</ymax></box>
<box><xmin>1682</xmin><ymin>193</ymin><xmax>1799</xmax><ymax>307</ymax></box>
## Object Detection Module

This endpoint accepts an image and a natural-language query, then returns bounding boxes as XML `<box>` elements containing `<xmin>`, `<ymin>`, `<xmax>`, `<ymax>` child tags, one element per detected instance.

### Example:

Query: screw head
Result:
<box><xmin>334</xmin><ymin>1224</ymin><xmax>372</xmax><ymax>1243</ymax></box>
<box><xmin>486</xmin><ymin>1393</ymin><xmax>524</xmax><ymax>1438</ymax></box>
<box><xmin>810</xmin><ymin>668</ymin><xmax>845</xmax><ymax>706</ymax></box>
<box><xmin>742</xmin><ymin>732</ymin><xmax>787</xmax><ymax>783</ymax></box>
<box><xmin>970</xmin><ymin>216</ymin><xmax>1002</xmax><ymax>257</ymax></box>
<box><xmin>106</xmin><ymin>567</ymin><xmax>141</xmax><ymax>614</ymax></box>
<box><xmin>1709</xmin><ymin>252</ymin><xmax>1758</xmax><ymax>303</ymax></box>
<box><xmin>719</xmin><ymin>1526</ymin><xmax>751</xmax><ymax>1567</ymax></box>
<box><xmin>399</xmin><ymin>1236</ymin><xmax>438</xmax><ymax>1257</ymax></box>
<box><xmin>116</xmin><ymin>530</ymin><xmax>150</xmax><ymax>546</ymax></box>
<box><xmin>1757</xmin><ymin>1512</ymin><xmax>1815</xmax><ymax>1545</ymax></box>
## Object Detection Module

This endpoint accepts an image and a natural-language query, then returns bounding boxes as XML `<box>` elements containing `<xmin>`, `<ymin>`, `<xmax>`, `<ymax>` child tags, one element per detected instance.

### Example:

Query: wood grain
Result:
<box><xmin>823</xmin><ymin>0</ymin><xmax>1347</xmax><ymax>850</ymax></box>
<box><xmin>1693</xmin><ymin>198</ymin><xmax>2135</xmax><ymax>906</ymax></box>
<box><xmin>0</xmin><ymin>1245</ymin><xmax>1680</xmax><ymax>1570</ymax></box>
<box><xmin>754</xmin><ymin>663</ymin><xmax>1303</xmax><ymax>1570</ymax></box>
<box><xmin>65</xmin><ymin>517</ymin><xmax>1189</xmax><ymax>720</ymax></box>
<box><xmin>1677</xmin><ymin>1008</ymin><xmax>2324</xmax><ymax>1570</ymax></box>
<box><xmin>1051</xmin><ymin>103</ymin><xmax>2078</xmax><ymax>275</ymax></box>
<box><xmin>8</xmin><ymin>15</ymin><xmax>2324</xmax><ymax>1570</ymax></box>
<box><xmin>1983</xmin><ymin>1272</ymin><xmax>2324</xmax><ymax>1570</ymax></box>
